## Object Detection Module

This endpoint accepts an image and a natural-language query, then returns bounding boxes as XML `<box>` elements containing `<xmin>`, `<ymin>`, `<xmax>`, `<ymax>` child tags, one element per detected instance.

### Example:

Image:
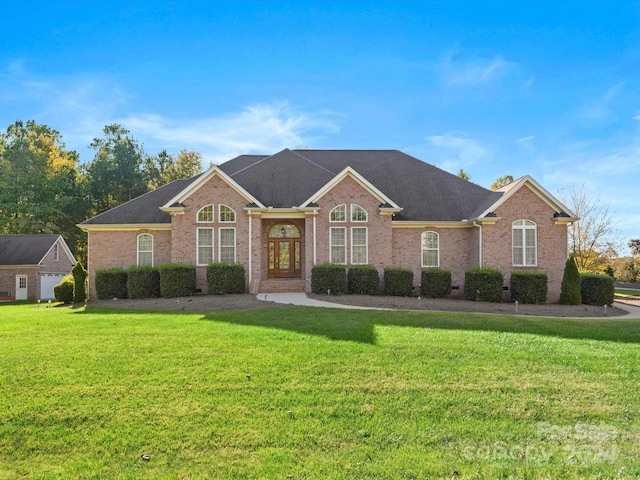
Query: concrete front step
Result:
<box><xmin>258</xmin><ymin>278</ymin><xmax>306</xmax><ymax>293</ymax></box>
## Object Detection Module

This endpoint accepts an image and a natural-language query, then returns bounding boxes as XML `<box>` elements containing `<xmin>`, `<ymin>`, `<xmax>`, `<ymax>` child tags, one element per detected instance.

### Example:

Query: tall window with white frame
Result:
<box><xmin>330</xmin><ymin>227</ymin><xmax>346</xmax><ymax>264</ymax></box>
<box><xmin>137</xmin><ymin>234</ymin><xmax>153</xmax><ymax>266</ymax></box>
<box><xmin>219</xmin><ymin>228</ymin><xmax>236</xmax><ymax>263</ymax></box>
<box><xmin>197</xmin><ymin>228</ymin><xmax>214</xmax><ymax>265</ymax></box>
<box><xmin>421</xmin><ymin>231</ymin><xmax>439</xmax><ymax>267</ymax></box>
<box><xmin>512</xmin><ymin>219</ymin><xmax>537</xmax><ymax>266</ymax></box>
<box><xmin>351</xmin><ymin>227</ymin><xmax>368</xmax><ymax>264</ymax></box>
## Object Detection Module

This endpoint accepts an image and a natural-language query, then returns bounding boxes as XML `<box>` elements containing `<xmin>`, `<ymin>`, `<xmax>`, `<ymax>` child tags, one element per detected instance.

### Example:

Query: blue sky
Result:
<box><xmin>1</xmin><ymin>0</ymin><xmax>639</xmax><ymax>251</ymax></box>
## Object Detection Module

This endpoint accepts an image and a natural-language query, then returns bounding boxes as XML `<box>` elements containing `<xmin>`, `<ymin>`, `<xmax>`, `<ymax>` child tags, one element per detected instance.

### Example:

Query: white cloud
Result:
<box><xmin>441</xmin><ymin>51</ymin><xmax>515</xmax><ymax>87</ymax></box>
<box><xmin>118</xmin><ymin>102</ymin><xmax>341</xmax><ymax>164</ymax></box>
<box><xmin>425</xmin><ymin>132</ymin><xmax>491</xmax><ymax>173</ymax></box>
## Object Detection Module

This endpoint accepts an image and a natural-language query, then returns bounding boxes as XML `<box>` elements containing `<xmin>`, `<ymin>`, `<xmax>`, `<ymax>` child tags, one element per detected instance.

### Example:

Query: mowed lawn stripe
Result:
<box><xmin>1</xmin><ymin>304</ymin><xmax>639</xmax><ymax>479</ymax></box>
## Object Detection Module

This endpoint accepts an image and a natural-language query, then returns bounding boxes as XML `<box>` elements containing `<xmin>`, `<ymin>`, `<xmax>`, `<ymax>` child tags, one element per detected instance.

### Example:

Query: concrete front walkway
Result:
<box><xmin>257</xmin><ymin>292</ymin><xmax>640</xmax><ymax>318</ymax></box>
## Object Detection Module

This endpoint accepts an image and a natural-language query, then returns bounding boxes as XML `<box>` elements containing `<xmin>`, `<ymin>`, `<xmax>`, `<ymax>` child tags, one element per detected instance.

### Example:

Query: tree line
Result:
<box><xmin>0</xmin><ymin>120</ymin><xmax>203</xmax><ymax>262</ymax></box>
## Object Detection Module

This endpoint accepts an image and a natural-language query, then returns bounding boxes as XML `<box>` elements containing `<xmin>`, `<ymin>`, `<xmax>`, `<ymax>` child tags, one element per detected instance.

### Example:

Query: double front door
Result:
<box><xmin>268</xmin><ymin>239</ymin><xmax>301</xmax><ymax>278</ymax></box>
<box><xmin>267</xmin><ymin>222</ymin><xmax>302</xmax><ymax>278</ymax></box>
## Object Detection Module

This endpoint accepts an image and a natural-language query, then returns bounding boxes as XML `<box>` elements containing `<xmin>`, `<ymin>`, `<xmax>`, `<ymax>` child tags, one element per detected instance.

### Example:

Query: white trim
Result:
<box><xmin>313</xmin><ymin>212</ymin><xmax>317</xmax><ymax>265</ymax></box>
<box><xmin>137</xmin><ymin>233</ymin><xmax>154</xmax><ymax>266</ymax></box>
<box><xmin>330</xmin><ymin>227</ymin><xmax>347</xmax><ymax>264</ymax></box>
<box><xmin>330</xmin><ymin>204</ymin><xmax>346</xmax><ymax>223</ymax></box>
<box><xmin>351</xmin><ymin>226</ymin><xmax>368</xmax><ymax>265</ymax></box>
<box><xmin>197</xmin><ymin>204</ymin><xmax>214</xmax><ymax>223</ymax></box>
<box><xmin>248</xmin><ymin>211</ymin><xmax>252</xmax><ymax>282</ymax></box>
<box><xmin>478</xmin><ymin>176</ymin><xmax>578</xmax><ymax>220</ymax></box>
<box><xmin>196</xmin><ymin>227</ymin><xmax>214</xmax><ymax>266</ymax></box>
<box><xmin>219</xmin><ymin>204</ymin><xmax>236</xmax><ymax>223</ymax></box>
<box><xmin>392</xmin><ymin>221</ymin><xmax>470</xmax><ymax>229</ymax></box>
<box><xmin>300</xmin><ymin>166</ymin><xmax>402</xmax><ymax>211</ymax></box>
<box><xmin>218</xmin><ymin>227</ymin><xmax>236</xmax><ymax>263</ymax></box>
<box><xmin>350</xmin><ymin>204</ymin><xmax>368</xmax><ymax>223</ymax></box>
<box><xmin>39</xmin><ymin>235</ymin><xmax>76</xmax><ymax>266</ymax></box>
<box><xmin>78</xmin><ymin>224</ymin><xmax>172</xmax><ymax>232</ymax></box>
<box><xmin>421</xmin><ymin>231</ymin><xmax>440</xmax><ymax>268</ymax></box>
<box><xmin>161</xmin><ymin>166</ymin><xmax>265</xmax><ymax>211</ymax></box>
<box><xmin>512</xmin><ymin>219</ymin><xmax>538</xmax><ymax>267</ymax></box>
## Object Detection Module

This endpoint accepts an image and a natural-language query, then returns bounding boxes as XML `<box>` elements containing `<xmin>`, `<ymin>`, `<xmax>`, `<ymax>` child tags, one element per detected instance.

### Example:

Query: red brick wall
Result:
<box><xmin>87</xmin><ymin>229</ymin><xmax>171</xmax><ymax>299</ymax></box>
<box><xmin>314</xmin><ymin>176</ymin><xmax>393</xmax><ymax>281</ymax></box>
<box><xmin>169</xmin><ymin>174</ymin><xmax>251</xmax><ymax>293</ymax></box>
<box><xmin>0</xmin><ymin>268</ymin><xmax>38</xmax><ymax>300</ymax></box>
<box><xmin>483</xmin><ymin>185</ymin><xmax>568</xmax><ymax>302</ymax></box>
<box><xmin>392</xmin><ymin>226</ymin><xmax>475</xmax><ymax>296</ymax></box>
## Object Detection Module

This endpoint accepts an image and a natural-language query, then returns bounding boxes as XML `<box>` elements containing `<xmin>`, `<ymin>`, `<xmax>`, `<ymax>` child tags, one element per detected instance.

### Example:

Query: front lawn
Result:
<box><xmin>1</xmin><ymin>303</ymin><xmax>639</xmax><ymax>478</ymax></box>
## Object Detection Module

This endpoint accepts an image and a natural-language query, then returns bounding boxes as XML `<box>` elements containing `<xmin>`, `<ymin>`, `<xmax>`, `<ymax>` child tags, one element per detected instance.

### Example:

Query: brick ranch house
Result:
<box><xmin>0</xmin><ymin>234</ymin><xmax>76</xmax><ymax>301</ymax></box>
<box><xmin>79</xmin><ymin>149</ymin><xmax>577</xmax><ymax>302</ymax></box>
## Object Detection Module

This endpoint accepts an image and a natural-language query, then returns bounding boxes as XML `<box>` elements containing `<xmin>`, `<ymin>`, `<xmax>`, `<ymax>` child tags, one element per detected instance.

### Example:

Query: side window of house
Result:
<box><xmin>512</xmin><ymin>220</ymin><xmax>537</xmax><ymax>266</ymax></box>
<box><xmin>330</xmin><ymin>227</ymin><xmax>347</xmax><ymax>264</ymax></box>
<box><xmin>351</xmin><ymin>227</ymin><xmax>368</xmax><ymax>264</ymax></box>
<box><xmin>219</xmin><ymin>204</ymin><xmax>235</xmax><ymax>223</ymax></box>
<box><xmin>351</xmin><ymin>204</ymin><xmax>368</xmax><ymax>222</ymax></box>
<box><xmin>197</xmin><ymin>205</ymin><xmax>214</xmax><ymax>222</ymax></box>
<box><xmin>137</xmin><ymin>234</ymin><xmax>153</xmax><ymax>266</ymax></box>
<box><xmin>330</xmin><ymin>204</ymin><xmax>346</xmax><ymax>222</ymax></box>
<box><xmin>421</xmin><ymin>231</ymin><xmax>439</xmax><ymax>267</ymax></box>
<box><xmin>219</xmin><ymin>228</ymin><xmax>236</xmax><ymax>263</ymax></box>
<box><xmin>53</xmin><ymin>243</ymin><xmax>59</xmax><ymax>262</ymax></box>
<box><xmin>197</xmin><ymin>228</ymin><xmax>214</xmax><ymax>265</ymax></box>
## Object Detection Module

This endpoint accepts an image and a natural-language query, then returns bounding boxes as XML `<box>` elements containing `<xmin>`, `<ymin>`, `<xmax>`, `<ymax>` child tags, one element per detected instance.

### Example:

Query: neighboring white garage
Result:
<box><xmin>40</xmin><ymin>273</ymin><xmax>68</xmax><ymax>300</ymax></box>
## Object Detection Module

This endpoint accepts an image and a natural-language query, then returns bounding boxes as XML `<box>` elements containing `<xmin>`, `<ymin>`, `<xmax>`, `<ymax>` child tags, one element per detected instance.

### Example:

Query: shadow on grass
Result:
<box><xmin>203</xmin><ymin>306</ymin><xmax>640</xmax><ymax>345</ymax></box>
<box><xmin>202</xmin><ymin>307</ymin><xmax>379</xmax><ymax>344</ymax></box>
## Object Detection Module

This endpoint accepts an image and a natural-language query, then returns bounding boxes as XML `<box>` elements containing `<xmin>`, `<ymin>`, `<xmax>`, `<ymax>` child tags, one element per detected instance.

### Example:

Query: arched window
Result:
<box><xmin>269</xmin><ymin>223</ymin><xmax>301</xmax><ymax>238</ymax></box>
<box><xmin>421</xmin><ymin>231</ymin><xmax>439</xmax><ymax>267</ymax></box>
<box><xmin>330</xmin><ymin>204</ymin><xmax>346</xmax><ymax>222</ymax></box>
<box><xmin>197</xmin><ymin>205</ymin><xmax>214</xmax><ymax>222</ymax></box>
<box><xmin>219</xmin><ymin>204</ymin><xmax>235</xmax><ymax>223</ymax></box>
<box><xmin>351</xmin><ymin>204</ymin><xmax>368</xmax><ymax>222</ymax></box>
<box><xmin>137</xmin><ymin>234</ymin><xmax>153</xmax><ymax>266</ymax></box>
<box><xmin>513</xmin><ymin>220</ymin><xmax>537</xmax><ymax>266</ymax></box>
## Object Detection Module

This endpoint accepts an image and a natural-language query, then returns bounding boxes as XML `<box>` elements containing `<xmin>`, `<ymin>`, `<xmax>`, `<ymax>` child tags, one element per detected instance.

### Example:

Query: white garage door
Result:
<box><xmin>40</xmin><ymin>274</ymin><xmax>67</xmax><ymax>300</ymax></box>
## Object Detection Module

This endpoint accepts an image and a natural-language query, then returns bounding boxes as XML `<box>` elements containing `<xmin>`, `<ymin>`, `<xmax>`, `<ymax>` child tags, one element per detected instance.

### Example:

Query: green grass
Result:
<box><xmin>615</xmin><ymin>288</ymin><xmax>640</xmax><ymax>298</ymax></box>
<box><xmin>2</xmin><ymin>303</ymin><xmax>640</xmax><ymax>479</ymax></box>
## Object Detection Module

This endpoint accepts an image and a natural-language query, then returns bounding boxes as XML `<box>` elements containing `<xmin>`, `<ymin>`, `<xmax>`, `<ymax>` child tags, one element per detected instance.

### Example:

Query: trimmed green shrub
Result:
<box><xmin>581</xmin><ymin>274</ymin><xmax>614</xmax><ymax>306</ymax></box>
<box><xmin>510</xmin><ymin>270</ymin><xmax>548</xmax><ymax>304</ymax></box>
<box><xmin>127</xmin><ymin>266</ymin><xmax>161</xmax><ymax>299</ymax></box>
<box><xmin>384</xmin><ymin>267</ymin><xmax>414</xmax><ymax>297</ymax></box>
<box><xmin>54</xmin><ymin>275</ymin><xmax>74</xmax><ymax>304</ymax></box>
<box><xmin>207</xmin><ymin>263</ymin><xmax>246</xmax><ymax>295</ymax></box>
<box><xmin>464</xmin><ymin>267</ymin><xmax>504</xmax><ymax>303</ymax></box>
<box><xmin>71</xmin><ymin>262</ymin><xmax>87</xmax><ymax>303</ymax></box>
<box><xmin>311</xmin><ymin>263</ymin><xmax>347</xmax><ymax>295</ymax></box>
<box><xmin>559</xmin><ymin>255</ymin><xmax>581</xmax><ymax>305</ymax></box>
<box><xmin>347</xmin><ymin>264</ymin><xmax>379</xmax><ymax>295</ymax></box>
<box><xmin>158</xmin><ymin>263</ymin><xmax>196</xmax><ymax>298</ymax></box>
<box><xmin>420</xmin><ymin>268</ymin><xmax>451</xmax><ymax>298</ymax></box>
<box><xmin>95</xmin><ymin>267</ymin><xmax>128</xmax><ymax>300</ymax></box>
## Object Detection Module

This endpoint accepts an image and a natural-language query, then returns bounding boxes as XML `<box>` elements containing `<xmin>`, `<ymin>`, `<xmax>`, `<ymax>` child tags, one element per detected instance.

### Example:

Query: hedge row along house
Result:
<box><xmin>78</xmin><ymin>149</ymin><xmax>577</xmax><ymax>302</ymax></box>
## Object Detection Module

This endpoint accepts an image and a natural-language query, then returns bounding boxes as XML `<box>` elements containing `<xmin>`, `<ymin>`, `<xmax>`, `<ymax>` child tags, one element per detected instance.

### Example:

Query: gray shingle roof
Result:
<box><xmin>80</xmin><ymin>176</ymin><xmax>199</xmax><ymax>225</ymax></box>
<box><xmin>0</xmin><ymin>234</ymin><xmax>62</xmax><ymax>265</ymax></box>
<box><xmin>220</xmin><ymin>149</ymin><xmax>502</xmax><ymax>221</ymax></box>
<box><xmin>81</xmin><ymin>149</ymin><xmax>503</xmax><ymax>224</ymax></box>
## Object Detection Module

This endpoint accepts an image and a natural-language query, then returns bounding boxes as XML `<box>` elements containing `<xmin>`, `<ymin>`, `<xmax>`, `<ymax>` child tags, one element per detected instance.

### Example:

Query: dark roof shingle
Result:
<box><xmin>0</xmin><ymin>234</ymin><xmax>62</xmax><ymax>265</ymax></box>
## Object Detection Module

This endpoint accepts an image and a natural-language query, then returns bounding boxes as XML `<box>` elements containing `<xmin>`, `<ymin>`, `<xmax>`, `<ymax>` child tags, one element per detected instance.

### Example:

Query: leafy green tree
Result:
<box><xmin>457</xmin><ymin>168</ymin><xmax>471</xmax><ymax>181</ymax></box>
<box><xmin>144</xmin><ymin>149</ymin><xmax>202</xmax><ymax>189</ymax></box>
<box><xmin>629</xmin><ymin>238</ymin><xmax>640</xmax><ymax>256</ymax></box>
<box><xmin>0</xmin><ymin>120</ymin><xmax>85</xmax><ymax>254</ymax></box>
<box><xmin>559</xmin><ymin>254</ymin><xmax>582</xmax><ymax>305</ymax></box>
<box><xmin>71</xmin><ymin>262</ymin><xmax>88</xmax><ymax>303</ymax></box>
<box><xmin>85</xmin><ymin>124</ymin><xmax>148</xmax><ymax>214</ymax></box>
<box><xmin>491</xmin><ymin>175</ymin><xmax>514</xmax><ymax>190</ymax></box>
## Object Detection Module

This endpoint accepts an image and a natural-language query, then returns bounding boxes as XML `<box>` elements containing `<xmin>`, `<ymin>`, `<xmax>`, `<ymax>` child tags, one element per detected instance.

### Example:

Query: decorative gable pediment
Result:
<box><xmin>160</xmin><ymin>166</ymin><xmax>265</xmax><ymax>214</ymax></box>
<box><xmin>477</xmin><ymin>176</ymin><xmax>578</xmax><ymax>224</ymax></box>
<box><xmin>300</xmin><ymin>166</ymin><xmax>402</xmax><ymax>214</ymax></box>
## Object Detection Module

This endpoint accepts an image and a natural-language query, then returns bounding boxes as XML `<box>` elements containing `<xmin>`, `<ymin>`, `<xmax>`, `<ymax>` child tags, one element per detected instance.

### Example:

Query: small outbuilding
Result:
<box><xmin>0</xmin><ymin>234</ymin><xmax>76</xmax><ymax>301</ymax></box>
